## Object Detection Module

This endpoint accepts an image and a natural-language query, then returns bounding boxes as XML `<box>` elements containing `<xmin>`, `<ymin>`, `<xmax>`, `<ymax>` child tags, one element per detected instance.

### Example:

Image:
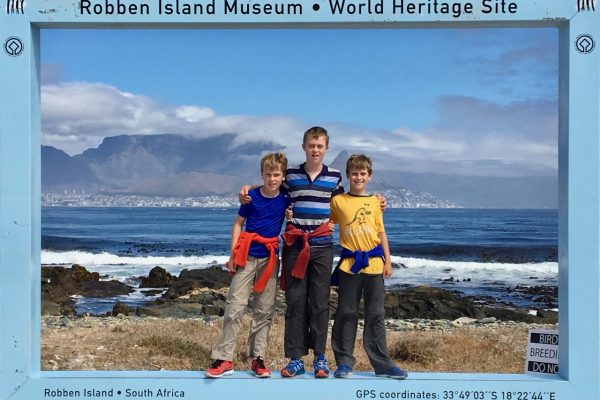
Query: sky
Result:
<box><xmin>40</xmin><ymin>28</ymin><xmax>558</xmax><ymax>177</ymax></box>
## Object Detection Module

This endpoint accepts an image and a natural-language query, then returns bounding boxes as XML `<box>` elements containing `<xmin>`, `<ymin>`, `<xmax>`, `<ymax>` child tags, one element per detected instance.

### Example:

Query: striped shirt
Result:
<box><xmin>283</xmin><ymin>163</ymin><xmax>344</xmax><ymax>245</ymax></box>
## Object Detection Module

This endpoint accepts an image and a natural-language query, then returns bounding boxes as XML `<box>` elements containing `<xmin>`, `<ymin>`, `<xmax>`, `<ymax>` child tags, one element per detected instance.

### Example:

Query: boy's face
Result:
<box><xmin>347</xmin><ymin>167</ymin><xmax>372</xmax><ymax>192</ymax></box>
<box><xmin>261</xmin><ymin>167</ymin><xmax>285</xmax><ymax>192</ymax></box>
<box><xmin>302</xmin><ymin>136</ymin><xmax>328</xmax><ymax>165</ymax></box>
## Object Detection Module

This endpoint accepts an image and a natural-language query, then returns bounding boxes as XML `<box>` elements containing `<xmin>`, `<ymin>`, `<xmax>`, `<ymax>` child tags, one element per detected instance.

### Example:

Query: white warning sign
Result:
<box><xmin>525</xmin><ymin>329</ymin><xmax>559</xmax><ymax>376</ymax></box>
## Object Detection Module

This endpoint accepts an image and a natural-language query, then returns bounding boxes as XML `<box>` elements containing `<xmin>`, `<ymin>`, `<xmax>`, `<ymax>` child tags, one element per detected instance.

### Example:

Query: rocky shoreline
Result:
<box><xmin>42</xmin><ymin>264</ymin><xmax>558</xmax><ymax>324</ymax></box>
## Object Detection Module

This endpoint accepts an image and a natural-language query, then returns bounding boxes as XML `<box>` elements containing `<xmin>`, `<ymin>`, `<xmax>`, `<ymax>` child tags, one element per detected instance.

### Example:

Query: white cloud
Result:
<box><xmin>42</xmin><ymin>82</ymin><xmax>305</xmax><ymax>155</ymax></box>
<box><xmin>41</xmin><ymin>82</ymin><xmax>557</xmax><ymax>177</ymax></box>
<box><xmin>175</xmin><ymin>106</ymin><xmax>216</xmax><ymax>122</ymax></box>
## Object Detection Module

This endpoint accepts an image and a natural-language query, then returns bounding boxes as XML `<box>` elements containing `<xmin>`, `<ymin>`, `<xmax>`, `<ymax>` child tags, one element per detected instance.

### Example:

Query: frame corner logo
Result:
<box><xmin>4</xmin><ymin>36</ymin><xmax>24</xmax><ymax>57</ymax></box>
<box><xmin>575</xmin><ymin>34</ymin><xmax>595</xmax><ymax>54</ymax></box>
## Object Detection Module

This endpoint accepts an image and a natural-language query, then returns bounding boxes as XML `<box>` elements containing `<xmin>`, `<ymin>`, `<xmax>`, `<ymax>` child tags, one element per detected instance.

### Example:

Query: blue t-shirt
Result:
<box><xmin>238</xmin><ymin>187</ymin><xmax>291</xmax><ymax>258</ymax></box>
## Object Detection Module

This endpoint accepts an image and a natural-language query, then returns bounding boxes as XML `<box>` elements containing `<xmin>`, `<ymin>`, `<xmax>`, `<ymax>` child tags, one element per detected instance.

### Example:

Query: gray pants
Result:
<box><xmin>331</xmin><ymin>270</ymin><xmax>395</xmax><ymax>373</ymax></box>
<box><xmin>211</xmin><ymin>256</ymin><xmax>279</xmax><ymax>361</ymax></box>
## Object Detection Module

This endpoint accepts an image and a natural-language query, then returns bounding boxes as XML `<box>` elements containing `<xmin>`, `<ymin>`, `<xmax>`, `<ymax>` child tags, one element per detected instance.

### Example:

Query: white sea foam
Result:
<box><xmin>42</xmin><ymin>250</ymin><xmax>558</xmax><ymax>287</ymax></box>
<box><xmin>384</xmin><ymin>256</ymin><xmax>557</xmax><ymax>289</ymax></box>
<box><xmin>41</xmin><ymin>250</ymin><xmax>229</xmax><ymax>282</ymax></box>
<box><xmin>390</xmin><ymin>256</ymin><xmax>558</xmax><ymax>274</ymax></box>
<box><xmin>41</xmin><ymin>250</ymin><xmax>228</xmax><ymax>266</ymax></box>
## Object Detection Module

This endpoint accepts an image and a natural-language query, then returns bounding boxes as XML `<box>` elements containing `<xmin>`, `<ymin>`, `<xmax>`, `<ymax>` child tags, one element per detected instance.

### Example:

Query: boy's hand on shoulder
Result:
<box><xmin>328</xmin><ymin>219</ymin><xmax>335</xmax><ymax>233</ymax></box>
<box><xmin>239</xmin><ymin>185</ymin><xmax>252</xmax><ymax>204</ymax></box>
<box><xmin>383</xmin><ymin>262</ymin><xmax>393</xmax><ymax>278</ymax></box>
<box><xmin>376</xmin><ymin>194</ymin><xmax>387</xmax><ymax>211</ymax></box>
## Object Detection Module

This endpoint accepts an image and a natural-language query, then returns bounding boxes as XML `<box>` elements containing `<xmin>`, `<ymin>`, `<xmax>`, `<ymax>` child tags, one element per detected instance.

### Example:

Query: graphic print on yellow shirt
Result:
<box><xmin>330</xmin><ymin>193</ymin><xmax>385</xmax><ymax>275</ymax></box>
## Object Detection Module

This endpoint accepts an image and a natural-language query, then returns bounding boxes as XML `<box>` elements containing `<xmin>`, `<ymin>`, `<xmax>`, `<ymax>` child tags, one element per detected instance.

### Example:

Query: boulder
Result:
<box><xmin>139</xmin><ymin>266</ymin><xmax>176</xmax><ymax>288</ymax></box>
<box><xmin>112</xmin><ymin>302</ymin><xmax>132</xmax><ymax>316</ymax></box>
<box><xmin>164</xmin><ymin>266</ymin><xmax>231</xmax><ymax>298</ymax></box>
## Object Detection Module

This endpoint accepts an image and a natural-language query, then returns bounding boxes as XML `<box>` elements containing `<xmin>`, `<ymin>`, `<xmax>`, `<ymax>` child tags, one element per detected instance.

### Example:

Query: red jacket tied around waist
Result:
<box><xmin>280</xmin><ymin>222</ymin><xmax>331</xmax><ymax>290</ymax></box>
<box><xmin>232</xmin><ymin>231</ymin><xmax>279</xmax><ymax>293</ymax></box>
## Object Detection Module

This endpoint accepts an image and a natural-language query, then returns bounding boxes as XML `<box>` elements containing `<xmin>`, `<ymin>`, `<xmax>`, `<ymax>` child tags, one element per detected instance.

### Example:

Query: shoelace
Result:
<box><xmin>210</xmin><ymin>359</ymin><xmax>224</xmax><ymax>368</ymax></box>
<box><xmin>314</xmin><ymin>357</ymin><xmax>328</xmax><ymax>369</ymax></box>
<box><xmin>255</xmin><ymin>358</ymin><xmax>266</xmax><ymax>369</ymax></box>
<box><xmin>287</xmin><ymin>359</ymin><xmax>303</xmax><ymax>371</ymax></box>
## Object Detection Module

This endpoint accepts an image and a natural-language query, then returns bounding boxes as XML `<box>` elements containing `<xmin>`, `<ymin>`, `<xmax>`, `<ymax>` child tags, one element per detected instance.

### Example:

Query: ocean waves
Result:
<box><xmin>41</xmin><ymin>250</ymin><xmax>557</xmax><ymax>286</ymax></box>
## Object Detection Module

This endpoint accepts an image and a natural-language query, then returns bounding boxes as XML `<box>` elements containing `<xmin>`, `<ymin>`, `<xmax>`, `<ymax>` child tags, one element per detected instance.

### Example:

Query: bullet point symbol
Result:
<box><xmin>313</xmin><ymin>3</ymin><xmax>320</xmax><ymax>10</ymax></box>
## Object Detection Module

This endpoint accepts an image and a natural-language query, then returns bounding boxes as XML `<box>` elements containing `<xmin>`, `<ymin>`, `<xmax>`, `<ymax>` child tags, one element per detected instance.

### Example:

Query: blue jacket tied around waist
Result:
<box><xmin>331</xmin><ymin>244</ymin><xmax>384</xmax><ymax>286</ymax></box>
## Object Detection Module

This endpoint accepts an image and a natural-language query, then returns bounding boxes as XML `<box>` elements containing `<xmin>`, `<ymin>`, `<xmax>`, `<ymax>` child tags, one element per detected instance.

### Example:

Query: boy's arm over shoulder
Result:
<box><xmin>375</xmin><ymin>193</ymin><xmax>387</xmax><ymax>211</ymax></box>
<box><xmin>238</xmin><ymin>185</ymin><xmax>260</xmax><ymax>204</ymax></box>
<box><xmin>332</xmin><ymin>170</ymin><xmax>345</xmax><ymax>197</ymax></box>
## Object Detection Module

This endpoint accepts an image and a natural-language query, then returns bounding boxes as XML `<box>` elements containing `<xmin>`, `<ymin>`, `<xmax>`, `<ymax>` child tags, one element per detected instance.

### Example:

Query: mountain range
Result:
<box><xmin>42</xmin><ymin>134</ymin><xmax>557</xmax><ymax>208</ymax></box>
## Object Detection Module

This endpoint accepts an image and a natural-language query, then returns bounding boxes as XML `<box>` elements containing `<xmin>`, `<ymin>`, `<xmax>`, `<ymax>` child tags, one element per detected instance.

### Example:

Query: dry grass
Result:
<box><xmin>42</xmin><ymin>316</ymin><xmax>534</xmax><ymax>373</ymax></box>
<box><xmin>386</xmin><ymin>327</ymin><xmax>527</xmax><ymax>373</ymax></box>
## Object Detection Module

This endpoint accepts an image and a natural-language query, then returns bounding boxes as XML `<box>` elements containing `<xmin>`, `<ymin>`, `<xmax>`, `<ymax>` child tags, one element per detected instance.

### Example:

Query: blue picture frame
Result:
<box><xmin>1</xmin><ymin>1</ymin><xmax>598</xmax><ymax>399</ymax></box>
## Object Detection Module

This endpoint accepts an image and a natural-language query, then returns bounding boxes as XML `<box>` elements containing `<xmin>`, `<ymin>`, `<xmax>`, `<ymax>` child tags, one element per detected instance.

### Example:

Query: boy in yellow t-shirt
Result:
<box><xmin>329</xmin><ymin>154</ymin><xmax>408</xmax><ymax>379</ymax></box>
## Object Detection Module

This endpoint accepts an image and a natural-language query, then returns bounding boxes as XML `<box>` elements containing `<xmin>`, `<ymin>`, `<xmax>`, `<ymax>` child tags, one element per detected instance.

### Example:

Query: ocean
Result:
<box><xmin>41</xmin><ymin>207</ymin><xmax>558</xmax><ymax>314</ymax></box>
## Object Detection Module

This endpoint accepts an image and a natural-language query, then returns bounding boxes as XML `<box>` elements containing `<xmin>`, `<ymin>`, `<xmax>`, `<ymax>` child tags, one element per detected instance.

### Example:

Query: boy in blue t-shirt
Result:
<box><xmin>206</xmin><ymin>153</ymin><xmax>290</xmax><ymax>379</ymax></box>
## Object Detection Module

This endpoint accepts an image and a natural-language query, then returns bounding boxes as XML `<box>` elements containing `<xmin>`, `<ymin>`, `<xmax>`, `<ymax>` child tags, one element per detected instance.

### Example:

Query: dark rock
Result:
<box><xmin>41</xmin><ymin>301</ymin><xmax>62</xmax><ymax>316</ymax></box>
<box><xmin>535</xmin><ymin>309</ymin><xmax>558</xmax><ymax>323</ymax></box>
<box><xmin>202</xmin><ymin>304</ymin><xmax>225</xmax><ymax>316</ymax></box>
<box><xmin>70</xmin><ymin>264</ymin><xmax>100</xmax><ymax>282</ymax></box>
<box><xmin>514</xmin><ymin>285</ymin><xmax>558</xmax><ymax>297</ymax></box>
<box><xmin>137</xmin><ymin>302</ymin><xmax>204</xmax><ymax>318</ymax></box>
<box><xmin>377</xmin><ymin>286</ymin><xmax>555</xmax><ymax>323</ymax></box>
<box><xmin>164</xmin><ymin>266</ymin><xmax>231</xmax><ymax>298</ymax></box>
<box><xmin>140</xmin><ymin>266</ymin><xmax>176</xmax><ymax>288</ymax></box>
<box><xmin>42</xmin><ymin>264</ymin><xmax>134</xmax><ymax>316</ymax></box>
<box><xmin>533</xmin><ymin>295</ymin><xmax>557</xmax><ymax>306</ymax></box>
<box><xmin>382</xmin><ymin>286</ymin><xmax>485</xmax><ymax>320</ymax></box>
<box><xmin>112</xmin><ymin>302</ymin><xmax>132</xmax><ymax>316</ymax></box>
<box><xmin>141</xmin><ymin>289</ymin><xmax>164</xmax><ymax>297</ymax></box>
<box><xmin>80</xmin><ymin>280</ymin><xmax>134</xmax><ymax>297</ymax></box>
<box><xmin>481</xmin><ymin>307</ymin><xmax>538</xmax><ymax>323</ymax></box>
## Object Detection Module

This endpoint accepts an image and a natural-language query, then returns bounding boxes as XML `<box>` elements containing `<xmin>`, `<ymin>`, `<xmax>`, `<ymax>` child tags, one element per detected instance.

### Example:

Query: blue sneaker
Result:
<box><xmin>376</xmin><ymin>366</ymin><xmax>408</xmax><ymax>380</ymax></box>
<box><xmin>281</xmin><ymin>358</ymin><xmax>305</xmax><ymax>377</ymax></box>
<box><xmin>334</xmin><ymin>364</ymin><xmax>353</xmax><ymax>378</ymax></box>
<box><xmin>313</xmin><ymin>354</ymin><xmax>330</xmax><ymax>378</ymax></box>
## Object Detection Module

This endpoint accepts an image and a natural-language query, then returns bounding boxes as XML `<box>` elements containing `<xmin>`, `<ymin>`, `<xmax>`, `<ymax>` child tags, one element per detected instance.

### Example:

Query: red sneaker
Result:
<box><xmin>251</xmin><ymin>357</ymin><xmax>271</xmax><ymax>378</ymax></box>
<box><xmin>205</xmin><ymin>360</ymin><xmax>234</xmax><ymax>378</ymax></box>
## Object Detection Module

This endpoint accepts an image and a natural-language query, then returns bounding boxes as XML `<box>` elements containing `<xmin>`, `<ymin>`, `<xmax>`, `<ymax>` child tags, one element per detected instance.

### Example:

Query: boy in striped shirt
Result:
<box><xmin>240</xmin><ymin>126</ymin><xmax>342</xmax><ymax>378</ymax></box>
<box><xmin>278</xmin><ymin>127</ymin><xmax>344</xmax><ymax>378</ymax></box>
<box><xmin>240</xmin><ymin>127</ymin><xmax>385</xmax><ymax>378</ymax></box>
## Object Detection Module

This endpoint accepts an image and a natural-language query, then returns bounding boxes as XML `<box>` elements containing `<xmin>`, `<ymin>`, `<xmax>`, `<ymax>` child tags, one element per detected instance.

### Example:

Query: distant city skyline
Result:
<box><xmin>41</xmin><ymin>28</ymin><xmax>558</xmax><ymax>178</ymax></box>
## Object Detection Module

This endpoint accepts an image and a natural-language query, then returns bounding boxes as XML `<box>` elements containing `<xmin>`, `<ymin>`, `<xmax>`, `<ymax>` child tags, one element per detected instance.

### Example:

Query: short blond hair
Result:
<box><xmin>302</xmin><ymin>126</ymin><xmax>329</xmax><ymax>147</ymax></box>
<box><xmin>346</xmin><ymin>154</ymin><xmax>373</xmax><ymax>177</ymax></box>
<box><xmin>260</xmin><ymin>152</ymin><xmax>288</xmax><ymax>174</ymax></box>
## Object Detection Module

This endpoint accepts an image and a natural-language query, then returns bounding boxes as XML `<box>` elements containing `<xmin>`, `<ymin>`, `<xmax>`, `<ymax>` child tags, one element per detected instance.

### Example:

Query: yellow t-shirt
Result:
<box><xmin>330</xmin><ymin>193</ymin><xmax>385</xmax><ymax>275</ymax></box>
